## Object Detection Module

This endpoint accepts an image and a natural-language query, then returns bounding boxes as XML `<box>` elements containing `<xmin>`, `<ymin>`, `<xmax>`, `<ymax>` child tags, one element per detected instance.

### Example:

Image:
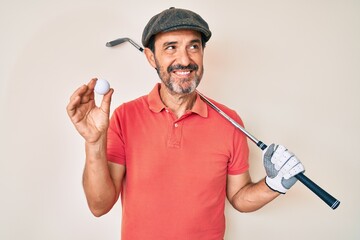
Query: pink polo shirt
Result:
<box><xmin>107</xmin><ymin>83</ymin><xmax>249</xmax><ymax>240</ymax></box>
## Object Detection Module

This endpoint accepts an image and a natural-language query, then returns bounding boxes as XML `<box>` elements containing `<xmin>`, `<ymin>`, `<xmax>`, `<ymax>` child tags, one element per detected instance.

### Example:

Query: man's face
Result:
<box><xmin>150</xmin><ymin>30</ymin><xmax>204</xmax><ymax>95</ymax></box>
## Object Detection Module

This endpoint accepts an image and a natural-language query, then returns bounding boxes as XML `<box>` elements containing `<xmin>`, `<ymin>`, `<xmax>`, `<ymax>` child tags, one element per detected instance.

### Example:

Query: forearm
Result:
<box><xmin>230</xmin><ymin>178</ymin><xmax>280</xmax><ymax>213</ymax></box>
<box><xmin>83</xmin><ymin>135</ymin><xmax>117</xmax><ymax>217</ymax></box>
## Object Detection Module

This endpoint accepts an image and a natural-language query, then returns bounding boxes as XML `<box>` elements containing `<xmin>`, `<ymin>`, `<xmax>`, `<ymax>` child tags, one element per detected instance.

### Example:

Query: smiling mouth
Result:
<box><xmin>168</xmin><ymin>64</ymin><xmax>198</xmax><ymax>76</ymax></box>
<box><xmin>173</xmin><ymin>70</ymin><xmax>192</xmax><ymax>76</ymax></box>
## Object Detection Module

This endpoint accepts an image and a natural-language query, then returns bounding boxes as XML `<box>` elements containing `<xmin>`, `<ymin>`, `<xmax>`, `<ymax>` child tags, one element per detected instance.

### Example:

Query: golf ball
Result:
<box><xmin>94</xmin><ymin>79</ymin><xmax>110</xmax><ymax>95</ymax></box>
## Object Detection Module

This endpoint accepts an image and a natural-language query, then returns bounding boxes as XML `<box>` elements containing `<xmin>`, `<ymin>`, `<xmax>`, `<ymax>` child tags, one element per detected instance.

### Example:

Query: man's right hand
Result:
<box><xmin>66</xmin><ymin>78</ymin><xmax>114</xmax><ymax>143</ymax></box>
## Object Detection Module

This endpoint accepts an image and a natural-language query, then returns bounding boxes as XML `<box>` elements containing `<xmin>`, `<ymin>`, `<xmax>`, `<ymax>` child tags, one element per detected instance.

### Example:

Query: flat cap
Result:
<box><xmin>142</xmin><ymin>7</ymin><xmax>212</xmax><ymax>47</ymax></box>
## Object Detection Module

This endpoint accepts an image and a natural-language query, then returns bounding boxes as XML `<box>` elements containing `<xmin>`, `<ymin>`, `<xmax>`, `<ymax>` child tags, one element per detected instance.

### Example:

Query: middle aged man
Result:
<box><xmin>66</xmin><ymin>7</ymin><xmax>305</xmax><ymax>240</ymax></box>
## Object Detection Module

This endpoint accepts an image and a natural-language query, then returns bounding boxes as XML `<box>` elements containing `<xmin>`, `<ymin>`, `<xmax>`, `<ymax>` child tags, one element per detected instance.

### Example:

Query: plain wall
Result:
<box><xmin>1</xmin><ymin>0</ymin><xmax>359</xmax><ymax>239</ymax></box>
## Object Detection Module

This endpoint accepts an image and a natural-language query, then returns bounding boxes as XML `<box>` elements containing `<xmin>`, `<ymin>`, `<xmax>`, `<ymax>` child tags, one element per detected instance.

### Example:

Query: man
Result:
<box><xmin>66</xmin><ymin>7</ymin><xmax>304</xmax><ymax>240</ymax></box>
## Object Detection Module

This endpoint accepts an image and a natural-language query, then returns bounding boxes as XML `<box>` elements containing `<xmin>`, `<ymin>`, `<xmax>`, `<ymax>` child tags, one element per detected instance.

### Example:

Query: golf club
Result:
<box><xmin>106</xmin><ymin>37</ymin><xmax>144</xmax><ymax>52</ymax></box>
<box><xmin>106</xmin><ymin>37</ymin><xmax>340</xmax><ymax>210</ymax></box>
<box><xmin>197</xmin><ymin>92</ymin><xmax>340</xmax><ymax>209</ymax></box>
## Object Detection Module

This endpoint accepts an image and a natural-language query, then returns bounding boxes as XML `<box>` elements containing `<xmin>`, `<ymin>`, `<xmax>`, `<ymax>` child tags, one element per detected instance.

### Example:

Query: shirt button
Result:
<box><xmin>174</xmin><ymin>123</ymin><xmax>179</xmax><ymax>128</ymax></box>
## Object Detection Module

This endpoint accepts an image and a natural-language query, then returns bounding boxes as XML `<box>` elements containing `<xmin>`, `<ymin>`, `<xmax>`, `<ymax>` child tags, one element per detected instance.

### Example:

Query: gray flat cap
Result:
<box><xmin>142</xmin><ymin>7</ymin><xmax>212</xmax><ymax>47</ymax></box>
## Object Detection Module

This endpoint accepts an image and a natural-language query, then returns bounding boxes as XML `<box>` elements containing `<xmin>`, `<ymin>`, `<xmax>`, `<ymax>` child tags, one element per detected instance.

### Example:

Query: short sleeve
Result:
<box><xmin>107</xmin><ymin>107</ymin><xmax>126</xmax><ymax>165</ymax></box>
<box><xmin>227</xmin><ymin>113</ymin><xmax>249</xmax><ymax>175</ymax></box>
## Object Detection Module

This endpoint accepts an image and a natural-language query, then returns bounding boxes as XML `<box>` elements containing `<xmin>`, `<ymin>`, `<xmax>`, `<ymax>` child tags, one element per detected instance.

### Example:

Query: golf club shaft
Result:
<box><xmin>197</xmin><ymin>91</ymin><xmax>340</xmax><ymax>210</ymax></box>
<box><xmin>127</xmin><ymin>39</ymin><xmax>144</xmax><ymax>52</ymax></box>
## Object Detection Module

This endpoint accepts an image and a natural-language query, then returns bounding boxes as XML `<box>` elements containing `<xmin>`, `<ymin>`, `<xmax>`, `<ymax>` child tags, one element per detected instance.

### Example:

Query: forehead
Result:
<box><xmin>154</xmin><ymin>29</ymin><xmax>202</xmax><ymax>44</ymax></box>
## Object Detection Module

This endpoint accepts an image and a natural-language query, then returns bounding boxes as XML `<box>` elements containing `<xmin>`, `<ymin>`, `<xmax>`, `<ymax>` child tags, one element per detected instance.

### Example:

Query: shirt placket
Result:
<box><xmin>165</xmin><ymin>109</ymin><xmax>190</xmax><ymax>148</ymax></box>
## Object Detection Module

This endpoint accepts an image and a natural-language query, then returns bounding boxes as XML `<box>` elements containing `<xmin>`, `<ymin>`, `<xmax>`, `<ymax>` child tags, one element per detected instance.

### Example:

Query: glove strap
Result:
<box><xmin>265</xmin><ymin>176</ymin><xmax>287</xmax><ymax>194</ymax></box>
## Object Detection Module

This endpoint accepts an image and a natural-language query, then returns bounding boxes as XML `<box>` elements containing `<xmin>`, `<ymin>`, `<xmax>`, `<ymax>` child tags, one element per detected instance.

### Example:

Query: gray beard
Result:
<box><xmin>166</xmin><ymin>76</ymin><xmax>200</xmax><ymax>94</ymax></box>
<box><xmin>155</xmin><ymin>59</ymin><xmax>202</xmax><ymax>94</ymax></box>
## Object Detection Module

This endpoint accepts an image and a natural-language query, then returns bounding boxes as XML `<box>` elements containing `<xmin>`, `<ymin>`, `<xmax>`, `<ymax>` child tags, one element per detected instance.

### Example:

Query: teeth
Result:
<box><xmin>175</xmin><ymin>71</ymin><xmax>190</xmax><ymax>75</ymax></box>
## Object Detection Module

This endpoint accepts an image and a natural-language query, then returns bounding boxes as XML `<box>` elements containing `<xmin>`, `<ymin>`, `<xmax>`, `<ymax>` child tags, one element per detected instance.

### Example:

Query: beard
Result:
<box><xmin>155</xmin><ymin>58</ymin><xmax>203</xmax><ymax>94</ymax></box>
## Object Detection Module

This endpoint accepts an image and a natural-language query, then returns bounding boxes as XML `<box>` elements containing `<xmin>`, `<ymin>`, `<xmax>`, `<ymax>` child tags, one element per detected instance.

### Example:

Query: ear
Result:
<box><xmin>144</xmin><ymin>48</ymin><xmax>157</xmax><ymax>69</ymax></box>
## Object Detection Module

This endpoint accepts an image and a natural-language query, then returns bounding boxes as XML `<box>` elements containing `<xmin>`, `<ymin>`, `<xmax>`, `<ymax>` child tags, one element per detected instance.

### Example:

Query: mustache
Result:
<box><xmin>167</xmin><ymin>64</ymin><xmax>199</xmax><ymax>73</ymax></box>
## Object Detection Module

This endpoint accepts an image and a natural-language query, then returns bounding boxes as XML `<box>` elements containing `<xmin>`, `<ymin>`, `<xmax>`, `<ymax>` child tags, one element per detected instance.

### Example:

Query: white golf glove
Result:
<box><xmin>263</xmin><ymin>144</ymin><xmax>305</xmax><ymax>194</ymax></box>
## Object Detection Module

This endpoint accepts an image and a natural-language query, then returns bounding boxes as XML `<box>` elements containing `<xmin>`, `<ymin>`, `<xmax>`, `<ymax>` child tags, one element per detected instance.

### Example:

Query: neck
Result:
<box><xmin>159</xmin><ymin>83</ymin><xmax>197</xmax><ymax>118</ymax></box>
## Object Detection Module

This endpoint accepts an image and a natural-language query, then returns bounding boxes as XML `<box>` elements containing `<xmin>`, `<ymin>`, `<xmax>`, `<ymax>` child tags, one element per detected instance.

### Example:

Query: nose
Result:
<box><xmin>176</xmin><ymin>48</ymin><xmax>191</xmax><ymax>66</ymax></box>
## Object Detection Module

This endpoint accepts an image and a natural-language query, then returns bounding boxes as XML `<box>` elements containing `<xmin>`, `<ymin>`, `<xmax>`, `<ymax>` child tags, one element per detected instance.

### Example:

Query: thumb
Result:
<box><xmin>263</xmin><ymin>143</ymin><xmax>276</xmax><ymax>161</ymax></box>
<box><xmin>100</xmin><ymin>88</ymin><xmax>114</xmax><ymax>115</ymax></box>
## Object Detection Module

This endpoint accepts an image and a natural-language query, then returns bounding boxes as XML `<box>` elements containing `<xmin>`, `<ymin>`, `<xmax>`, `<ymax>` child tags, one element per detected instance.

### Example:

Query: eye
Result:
<box><xmin>165</xmin><ymin>45</ymin><xmax>175</xmax><ymax>51</ymax></box>
<box><xmin>189</xmin><ymin>44</ymin><xmax>200</xmax><ymax>51</ymax></box>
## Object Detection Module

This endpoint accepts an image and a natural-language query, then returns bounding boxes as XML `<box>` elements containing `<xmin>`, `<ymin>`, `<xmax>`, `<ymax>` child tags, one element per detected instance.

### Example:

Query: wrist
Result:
<box><xmin>265</xmin><ymin>176</ymin><xmax>287</xmax><ymax>194</ymax></box>
<box><xmin>86</xmin><ymin>132</ymin><xmax>107</xmax><ymax>145</ymax></box>
<box><xmin>85</xmin><ymin>134</ymin><xmax>107</xmax><ymax>161</ymax></box>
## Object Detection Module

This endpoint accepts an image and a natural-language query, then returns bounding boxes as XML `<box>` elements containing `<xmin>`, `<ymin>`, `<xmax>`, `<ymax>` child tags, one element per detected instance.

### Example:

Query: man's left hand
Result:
<box><xmin>263</xmin><ymin>144</ymin><xmax>305</xmax><ymax>194</ymax></box>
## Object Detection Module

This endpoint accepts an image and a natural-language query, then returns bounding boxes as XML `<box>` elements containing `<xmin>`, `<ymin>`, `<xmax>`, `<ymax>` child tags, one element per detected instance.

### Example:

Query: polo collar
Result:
<box><xmin>148</xmin><ymin>83</ymin><xmax>208</xmax><ymax>118</ymax></box>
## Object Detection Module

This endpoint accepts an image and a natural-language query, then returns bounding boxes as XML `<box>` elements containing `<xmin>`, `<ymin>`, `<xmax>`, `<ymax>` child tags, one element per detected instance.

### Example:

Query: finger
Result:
<box><xmin>67</xmin><ymin>83</ymin><xmax>89</xmax><ymax>117</ymax></box>
<box><xmin>66</xmin><ymin>95</ymin><xmax>82</xmax><ymax>118</ymax></box>
<box><xmin>78</xmin><ymin>78</ymin><xmax>100</xmax><ymax>104</ymax></box>
<box><xmin>82</xmin><ymin>78</ymin><xmax>97</xmax><ymax>102</ymax></box>
<box><xmin>67</xmin><ymin>79</ymin><xmax>96</xmax><ymax>116</ymax></box>
<box><xmin>279</xmin><ymin>156</ymin><xmax>300</xmax><ymax>176</ymax></box>
<box><xmin>284</xmin><ymin>161</ymin><xmax>305</xmax><ymax>179</ymax></box>
<box><xmin>263</xmin><ymin>143</ymin><xmax>275</xmax><ymax>160</ymax></box>
<box><xmin>69</xmin><ymin>84</ymin><xmax>88</xmax><ymax>102</ymax></box>
<box><xmin>274</xmin><ymin>150</ymin><xmax>294</xmax><ymax>170</ymax></box>
<box><xmin>271</xmin><ymin>145</ymin><xmax>287</xmax><ymax>164</ymax></box>
<box><xmin>100</xmin><ymin>88</ymin><xmax>114</xmax><ymax>114</ymax></box>
<box><xmin>85</xmin><ymin>78</ymin><xmax>97</xmax><ymax>94</ymax></box>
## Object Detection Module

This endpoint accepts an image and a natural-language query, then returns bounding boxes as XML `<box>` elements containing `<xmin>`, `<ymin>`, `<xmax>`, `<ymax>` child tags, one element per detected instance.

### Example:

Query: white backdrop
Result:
<box><xmin>1</xmin><ymin>0</ymin><xmax>359</xmax><ymax>239</ymax></box>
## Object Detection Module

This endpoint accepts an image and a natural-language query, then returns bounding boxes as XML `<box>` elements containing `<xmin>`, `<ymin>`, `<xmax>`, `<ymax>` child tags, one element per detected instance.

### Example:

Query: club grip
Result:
<box><xmin>260</xmin><ymin>142</ymin><xmax>340</xmax><ymax>209</ymax></box>
<box><xmin>295</xmin><ymin>172</ymin><xmax>340</xmax><ymax>209</ymax></box>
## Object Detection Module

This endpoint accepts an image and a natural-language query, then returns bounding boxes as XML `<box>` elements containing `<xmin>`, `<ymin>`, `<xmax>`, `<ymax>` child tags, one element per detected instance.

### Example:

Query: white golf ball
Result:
<box><xmin>94</xmin><ymin>79</ymin><xmax>110</xmax><ymax>95</ymax></box>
